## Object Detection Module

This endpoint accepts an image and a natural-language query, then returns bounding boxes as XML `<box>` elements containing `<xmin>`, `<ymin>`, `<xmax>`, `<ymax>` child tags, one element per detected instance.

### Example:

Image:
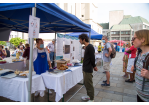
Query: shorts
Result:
<box><xmin>126</xmin><ymin>58</ymin><xmax>135</xmax><ymax>73</ymax></box>
<box><xmin>103</xmin><ymin>62</ymin><xmax>111</xmax><ymax>71</ymax></box>
<box><xmin>98</xmin><ymin>51</ymin><xmax>101</xmax><ymax>53</ymax></box>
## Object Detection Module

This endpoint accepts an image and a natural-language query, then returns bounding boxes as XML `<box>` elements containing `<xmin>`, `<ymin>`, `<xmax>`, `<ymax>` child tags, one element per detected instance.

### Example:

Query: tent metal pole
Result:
<box><xmin>28</xmin><ymin>5</ymin><xmax>36</xmax><ymax>102</ymax></box>
<box><xmin>89</xmin><ymin>32</ymin><xmax>91</xmax><ymax>44</ymax></box>
<box><xmin>54</xmin><ymin>32</ymin><xmax>56</xmax><ymax>67</ymax></box>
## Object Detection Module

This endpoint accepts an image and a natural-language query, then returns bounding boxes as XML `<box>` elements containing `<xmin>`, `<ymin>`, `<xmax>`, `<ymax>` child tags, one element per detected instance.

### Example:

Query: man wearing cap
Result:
<box><xmin>46</xmin><ymin>39</ymin><xmax>55</xmax><ymax>67</ymax></box>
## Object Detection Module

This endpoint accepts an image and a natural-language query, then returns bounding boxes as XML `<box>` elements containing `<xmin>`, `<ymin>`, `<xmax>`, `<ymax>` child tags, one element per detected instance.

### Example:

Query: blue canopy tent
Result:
<box><xmin>0</xmin><ymin>3</ymin><xmax>90</xmax><ymax>32</ymax></box>
<box><xmin>66</xmin><ymin>28</ymin><xmax>103</xmax><ymax>40</ymax></box>
<box><xmin>0</xmin><ymin>3</ymin><xmax>91</xmax><ymax>102</ymax></box>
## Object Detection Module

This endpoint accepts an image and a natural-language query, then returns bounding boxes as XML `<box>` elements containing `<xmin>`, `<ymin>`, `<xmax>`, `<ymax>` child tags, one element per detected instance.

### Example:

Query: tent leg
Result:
<box><xmin>54</xmin><ymin>32</ymin><xmax>56</xmax><ymax>67</ymax></box>
<box><xmin>89</xmin><ymin>32</ymin><xmax>91</xmax><ymax>44</ymax></box>
<box><xmin>28</xmin><ymin>6</ymin><xmax>36</xmax><ymax>102</ymax></box>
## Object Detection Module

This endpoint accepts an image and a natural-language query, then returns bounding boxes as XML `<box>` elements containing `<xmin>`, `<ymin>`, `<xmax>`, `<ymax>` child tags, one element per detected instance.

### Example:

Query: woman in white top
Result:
<box><xmin>33</xmin><ymin>38</ymin><xmax>52</xmax><ymax>75</ymax></box>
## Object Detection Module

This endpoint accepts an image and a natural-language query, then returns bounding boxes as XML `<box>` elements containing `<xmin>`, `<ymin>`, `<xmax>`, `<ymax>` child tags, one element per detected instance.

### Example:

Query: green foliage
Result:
<box><xmin>10</xmin><ymin>37</ymin><xmax>26</xmax><ymax>47</ymax></box>
<box><xmin>0</xmin><ymin>41</ymin><xmax>6</xmax><ymax>46</ymax></box>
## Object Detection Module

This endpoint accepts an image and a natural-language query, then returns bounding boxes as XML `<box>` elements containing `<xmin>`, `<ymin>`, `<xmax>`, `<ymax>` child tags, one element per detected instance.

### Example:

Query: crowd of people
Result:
<box><xmin>79</xmin><ymin>30</ymin><xmax>149</xmax><ymax>102</ymax></box>
<box><xmin>0</xmin><ymin>30</ymin><xmax>149</xmax><ymax>102</ymax></box>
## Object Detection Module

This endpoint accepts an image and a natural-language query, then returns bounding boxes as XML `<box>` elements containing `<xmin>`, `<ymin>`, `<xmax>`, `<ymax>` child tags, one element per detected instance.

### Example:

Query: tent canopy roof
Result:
<box><xmin>66</xmin><ymin>29</ymin><xmax>103</xmax><ymax>40</ymax></box>
<box><xmin>0</xmin><ymin>3</ymin><xmax>91</xmax><ymax>33</ymax></box>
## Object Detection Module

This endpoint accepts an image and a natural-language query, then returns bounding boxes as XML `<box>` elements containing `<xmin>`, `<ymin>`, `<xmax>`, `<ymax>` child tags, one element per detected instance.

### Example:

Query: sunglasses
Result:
<box><xmin>131</xmin><ymin>37</ymin><xmax>137</xmax><ymax>41</ymax></box>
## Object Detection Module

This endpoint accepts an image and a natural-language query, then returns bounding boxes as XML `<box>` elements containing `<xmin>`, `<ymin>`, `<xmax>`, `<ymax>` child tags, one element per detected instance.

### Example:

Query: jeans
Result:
<box><xmin>49</xmin><ymin>52</ymin><xmax>54</xmax><ymax>62</ymax></box>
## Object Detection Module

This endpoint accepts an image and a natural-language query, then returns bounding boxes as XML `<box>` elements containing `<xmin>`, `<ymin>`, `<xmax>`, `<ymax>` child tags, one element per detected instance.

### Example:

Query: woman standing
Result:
<box><xmin>122</xmin><ymin>43</ymin><xmax>131</xmax><ymax>78</ymax></box>
<box><xmin>0</xmin><ymin>45</ymin><xmax>7</xmax><ymax>59</ymax></box>
<box><xmin>131</xmin><ymin>30</ymin><xmax>149</xmax><ymax>102</ymax></box>
<box><xmin>33</xmin><ymin>38</ymin><xmax>52</xmax><ymax>74</ymax></box>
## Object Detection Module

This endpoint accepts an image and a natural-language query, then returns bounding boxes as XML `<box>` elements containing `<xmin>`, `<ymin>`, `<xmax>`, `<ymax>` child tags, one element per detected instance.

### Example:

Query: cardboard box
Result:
<box><xmin>56</xmin><ymin>58</ymin><xmax>70</xmax><ymax>68</ymax></box>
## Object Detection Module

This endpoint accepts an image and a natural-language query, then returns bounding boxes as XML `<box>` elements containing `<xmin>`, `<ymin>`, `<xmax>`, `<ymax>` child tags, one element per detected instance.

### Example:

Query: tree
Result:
<box><xmin>10</xmin><ymin>37</ymin><xmax>26</xmax><ymax>47</ymax></box>
<box><xmin>0</xmin><ymin>41</ymin><xmax>6</xmax><ymax>46</ymax></box>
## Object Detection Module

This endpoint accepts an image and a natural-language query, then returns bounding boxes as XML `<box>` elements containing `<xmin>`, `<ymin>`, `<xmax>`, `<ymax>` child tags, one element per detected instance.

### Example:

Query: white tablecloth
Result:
<box><xmin>95</xmin><ymin>53</ymin><xmax>103</xmax><ymax>64</ymax></box>
<box><xmin>0</xmin><ymin>75</ymin><xmax>45</xmax><ymax>102</ymax></box>
<box><xmin>41</xmin><ymin>66</ymin><xmax>83</xmax><ymax>102</ymax></box>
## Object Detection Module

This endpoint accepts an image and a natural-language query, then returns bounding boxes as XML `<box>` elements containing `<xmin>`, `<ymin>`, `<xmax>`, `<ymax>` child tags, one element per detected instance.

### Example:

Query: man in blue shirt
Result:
<box><xmin>101</xmin><ymin>35</ymin><xmax>112</xmax><ymax>86</ymax></box>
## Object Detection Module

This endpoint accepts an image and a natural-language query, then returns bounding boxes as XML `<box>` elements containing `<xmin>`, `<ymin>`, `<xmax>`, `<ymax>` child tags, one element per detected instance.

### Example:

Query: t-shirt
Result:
<box><xmin>47</xmin><ymin>42</ymin><xmax>54</xmax><ymax>52</ymax></box>
<box><xmin>98</xmin><ymin>45</ymin><xmax>101</xmax><ymax>51</ymax></box>
<box><xmin>103</xmin><ymin>42</ymin><xmax>111</xmax><ymax>62</ymax></box>
<box><xmin>129</xmin><ymin>46</ymin><xmax>137</xmax><ymax>58</ymax></box>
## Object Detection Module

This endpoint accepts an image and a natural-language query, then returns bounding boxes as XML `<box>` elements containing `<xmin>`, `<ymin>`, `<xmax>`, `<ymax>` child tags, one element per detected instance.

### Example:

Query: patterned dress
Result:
<box><xmin>135</xmin><ymin>52</ymin><xmax>149</xmax><ymax>102</ymax></box>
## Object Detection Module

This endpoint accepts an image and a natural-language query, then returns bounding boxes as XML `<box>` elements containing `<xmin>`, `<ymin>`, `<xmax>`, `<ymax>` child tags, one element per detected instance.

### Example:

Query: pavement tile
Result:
<box><xmin>114</xmin><ymin>91</ymin><xmax>127</xmax><ymax>96</ymax></box>
<box><xmin>126</xmin><ymin>94</ymin><xmax>137</xmax><ymax>98</ymax></box>
<box><xmin>123</xmin><ymin>96</ymin><xmax>137</xmax><ymax>102</ymax></box>
<box><xmin>78</xmin><ymin>88</ymin><xmax>87</xmax><ymax>94</ymax></box>
<box><xmin>101</xmin><ymin>98</ymin><xmax>112</xmax><ymax>102</ymax></box>
<box><xmin>103</xmin><ymin>90</ymin><xmax>115</xmax><ymax>94</ymax></box>
<box><xmin>124</xmin><ymin>89</ymin><xmax>137</xmax><ymax>95</ymax></box>
<box><xmin>68</xmin><ymin>98</ymin><xmax>83</xmax><ymax>102</ymax></box>
<box><xmin>97</xmin><ymin>91</ymin><xmax>123</xmax><ymax>101</ymax></box>
<box><xmin>112</xmin><ymin>100</ymin><xmax>122</xmax><ymax>102</ymax></box>
<box><xmin>94</xmin><ymin>96</ymin><xmax>102</xmax><ymax>102</ymax></box>
<box><xmin>72</xmin><ymin>93</ymin><xmax>87</xmax><ymax>100</ymax></box>
<box><xmin>103</xmin><ymin>86</ymin><xmax>124</xmax><ymax>93</ymax></box>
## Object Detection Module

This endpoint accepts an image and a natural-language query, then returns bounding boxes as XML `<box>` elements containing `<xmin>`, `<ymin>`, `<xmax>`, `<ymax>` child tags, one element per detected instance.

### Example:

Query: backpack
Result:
<box><xmin>105</xmin><ymin>42</ymin><xmax>116</xmax><ymax>59</ymax></box>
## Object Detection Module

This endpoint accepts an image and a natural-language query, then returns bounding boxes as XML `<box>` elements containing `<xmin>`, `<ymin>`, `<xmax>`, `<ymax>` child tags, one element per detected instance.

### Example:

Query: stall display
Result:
<box><xmin>57</xmin><ymin>64</ymin><xmax>68</xmax><ymax>70</ymax></box>
<box><xmin>12</xmin><ymin>59</ymin><xmax>24</xmax><ymax>62</ymax></box>
<box><xmin>0</xmin><ymin>60</ymin><xmax>6</xmax><ymax>64</ymax></box>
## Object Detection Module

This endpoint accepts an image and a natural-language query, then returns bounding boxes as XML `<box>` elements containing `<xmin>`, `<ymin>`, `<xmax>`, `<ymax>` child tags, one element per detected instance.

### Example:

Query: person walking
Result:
<box><xmin>79</xmin><ymin>34</ymin><xmax>98</xmax><ymax>102</ymax></box>
<box><xmin>101</xmin><ymin>35</ymin><xmax>112</xmax><ymax>86</ymax></box>
<box><xmin>131</xmin><ymin>30</ymin><xmax>149</xmax><ymax>102</ymax></box>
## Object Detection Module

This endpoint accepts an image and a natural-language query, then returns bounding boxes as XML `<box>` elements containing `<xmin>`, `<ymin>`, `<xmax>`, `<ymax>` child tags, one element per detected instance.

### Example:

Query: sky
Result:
<box><xmin>96</xmin><ymin>3</ymin><xmax>149</xmax><ymax>23</ymax></box>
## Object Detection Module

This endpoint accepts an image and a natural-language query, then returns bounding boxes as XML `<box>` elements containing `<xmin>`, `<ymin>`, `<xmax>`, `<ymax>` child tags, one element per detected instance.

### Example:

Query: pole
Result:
<box><xmin>89</xmin><ymin>32</ymin><xmax>91</xmax><ymax>44</ymax></box>
<box><xmin>54</xmin><ymin>32</ymin><xmax>56</xmax><ymax>67</ymax></box>
<box><xmin>120</xmin><ymin>30</ymin><xmax>121</xmax><ymax>47</ymax></box>
<box><xmin>28</xmin><ymin>5</ymin><xmax>36</xmax><ymax>102</ymax></box>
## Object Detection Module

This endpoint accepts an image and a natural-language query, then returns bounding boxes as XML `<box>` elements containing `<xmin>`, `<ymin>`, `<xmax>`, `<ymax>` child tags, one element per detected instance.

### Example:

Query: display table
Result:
<box><xmin>95</xmin><ymin>53</ymin><xmax>103</xmax><ymax>65</ymax></box>
<box><xmin>0</xmin><ymin>75</ymin><xmax>45</xmax><ymax>102</ymax></box>
<box><xmin>41</xmin><ymin>66</ymin><xmax>83</xmax><ymax>102</ymax></box>
<box><xmin>0</xmin><ymin>57</ymin><xmax>25</xmax><ymax>71</ymax></box>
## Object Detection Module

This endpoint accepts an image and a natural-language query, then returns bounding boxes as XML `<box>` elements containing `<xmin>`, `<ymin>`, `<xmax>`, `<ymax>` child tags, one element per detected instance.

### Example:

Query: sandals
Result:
<box><xmin>125</xmin><ymin>79</ymin><xmax>133</xmax><ymax>83</ymax></box>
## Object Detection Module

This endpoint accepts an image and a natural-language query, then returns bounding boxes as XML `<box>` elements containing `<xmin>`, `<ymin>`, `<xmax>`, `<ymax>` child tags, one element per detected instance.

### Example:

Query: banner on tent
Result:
<box><xmin>56</xmin><ymin>33</ymin><xmax>64</xmax><ymax>57</ymax></box>
<box><xmin>28</xmin><ymin>15</ymin><xmax>40</xmax><ymax>38</ymax></box>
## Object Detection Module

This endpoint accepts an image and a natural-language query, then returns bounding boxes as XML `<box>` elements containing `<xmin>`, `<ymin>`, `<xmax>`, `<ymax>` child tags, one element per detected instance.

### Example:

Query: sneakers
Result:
<box><xmin>101</xmin><ymin>82</ymin><xmax>110</xmax><ymax>86</ymax></box>
<box><xmin>81</xmin><ymin>96</ymin><xmax>90</xmax><ymax>101</ymax></box>
<box><xmin>87</xmin><ymin>100</ymin><xmax>94</xmax><ymax>102</ymax></box>
<box><xmin>103</xmin><ymin>80</ymin><xmax>107</xmax><ymax>83</ymax></box>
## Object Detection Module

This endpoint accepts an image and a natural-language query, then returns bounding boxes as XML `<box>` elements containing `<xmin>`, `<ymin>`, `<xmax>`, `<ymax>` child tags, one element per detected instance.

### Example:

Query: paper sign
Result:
<box><xmin>28</xmin><ymin>15</ymin><xmax>40</xmax><ymax>38</ymax></box>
